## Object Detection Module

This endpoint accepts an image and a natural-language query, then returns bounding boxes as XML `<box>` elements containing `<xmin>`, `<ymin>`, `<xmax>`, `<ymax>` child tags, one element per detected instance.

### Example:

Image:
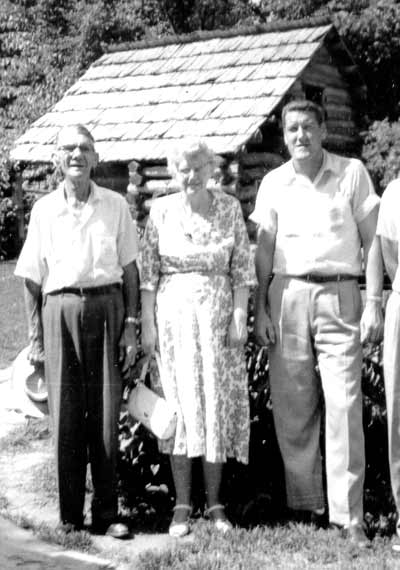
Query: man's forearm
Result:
<box><xmin>122</xmin><ymin>262</ymin><xmax>139</xmax><ymax>317</ymax></box>
<box><xmin>254</xmin><ymin>229</ymin><xmax>275</xmax><ymax>314</ymax></box>
<box><xmin>364</xmin><ymin>236</ymin><xmax>384</xmax><ymax>299</ymax></box>
<box><xmin>24</xmin><ymin>278</ymin><xmax>44</xmax><ymax>361</ymax></box>
<box><xmin>24</xmin><ymin>278</ymin><xmax>42</xmax><ymax>341</ymax></box>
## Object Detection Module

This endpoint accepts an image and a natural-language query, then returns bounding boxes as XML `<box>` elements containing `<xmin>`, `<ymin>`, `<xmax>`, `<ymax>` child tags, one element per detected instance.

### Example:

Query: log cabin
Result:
<box><xmin>11</xmin><ymin>17</ymin><xmax>367</xmax><ymax>242</ymax></box>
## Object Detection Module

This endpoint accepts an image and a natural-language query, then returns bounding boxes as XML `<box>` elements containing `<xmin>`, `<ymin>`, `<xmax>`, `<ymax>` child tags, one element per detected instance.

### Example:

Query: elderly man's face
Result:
<box><xmin>283</xmin><ymin>110</ymin><xmax>326</xmax><ymax>163</ymax></box>
<box><xmin>55</xmin><ymin>128</ymin><xmax>97</xmax><ymax>181</ymax></box>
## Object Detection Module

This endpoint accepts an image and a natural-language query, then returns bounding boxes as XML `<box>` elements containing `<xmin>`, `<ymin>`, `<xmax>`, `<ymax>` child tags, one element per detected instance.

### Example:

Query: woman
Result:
<box><xmin>140</xmin><ymin>139</ymin><xmax>255</xmax><ymax>537</ymax></box>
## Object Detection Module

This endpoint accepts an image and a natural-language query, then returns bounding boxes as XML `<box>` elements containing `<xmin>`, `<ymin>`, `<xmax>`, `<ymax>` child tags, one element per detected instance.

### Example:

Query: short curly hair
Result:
<box><xmin>167</xmin><ymin>138</ymin><xmax>217</xmax><ymax>175</ymax></box>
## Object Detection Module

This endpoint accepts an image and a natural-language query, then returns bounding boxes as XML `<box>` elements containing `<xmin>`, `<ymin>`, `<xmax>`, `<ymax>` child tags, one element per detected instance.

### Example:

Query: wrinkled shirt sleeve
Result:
<box><xmin>248</xmin><ymin>174</ymin><xmax>278</xmax><ymax>233</ymax></box>
<box><xmin>140</xmin><ymin>203</ymin><xmax>161</xmax><ymax>291</ymax></box>
<box><xmin>351</xmin><ymin>160</ymin><xmax>380</xmax><ymax>223</ymax></box>
<box><xmin>377</xmin><ymin>181</ymin><xmax>398</xmax><ymax>241</ymax></box>
<box><xmin>14</xmin><ymin>202</ymin><xmax>46</xmax><ymax>286</ymax></box>
<box><xmin>117</xmin><ymin>199</ymin><xmax>139</xmax><ymax>266</ymax></box>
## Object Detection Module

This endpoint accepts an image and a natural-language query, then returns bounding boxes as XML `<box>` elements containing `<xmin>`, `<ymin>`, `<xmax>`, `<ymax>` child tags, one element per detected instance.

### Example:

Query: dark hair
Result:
<box><xmin>281</xmin><ymin>100</ymin><xmax>325</xmax><ymax>127</ymax></box>
<box><xmin>56</xmin><ymin>124</ymin><xmax>95</xmax><ymax>148</ymax></box>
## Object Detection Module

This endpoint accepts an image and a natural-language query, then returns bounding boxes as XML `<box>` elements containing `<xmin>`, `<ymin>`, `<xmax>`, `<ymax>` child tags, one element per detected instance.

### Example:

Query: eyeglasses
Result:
<box><xmin>58</xmin><ymin>144</ymin><xmax>95</xmax><ymax>154</ymax></box>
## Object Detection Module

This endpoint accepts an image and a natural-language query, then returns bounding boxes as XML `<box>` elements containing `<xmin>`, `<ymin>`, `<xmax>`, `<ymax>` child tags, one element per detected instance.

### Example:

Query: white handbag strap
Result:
<box><xmin>139</xmin><ymin>351</ymin><xmax>162</xmax><ymax>383</ymax></box>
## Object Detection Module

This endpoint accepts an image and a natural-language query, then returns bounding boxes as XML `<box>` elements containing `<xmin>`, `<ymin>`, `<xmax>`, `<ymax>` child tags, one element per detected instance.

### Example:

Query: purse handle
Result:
<box><xmin>139</xmin><ymin>351</ymin><xmax>162</xmax><ymax>383</ymax></box>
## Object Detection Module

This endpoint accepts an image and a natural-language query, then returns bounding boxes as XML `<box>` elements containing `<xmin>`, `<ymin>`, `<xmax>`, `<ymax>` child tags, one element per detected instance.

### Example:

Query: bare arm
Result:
<box><xmin>141</xmin><ymin>289</ymin><xmax>157</xmax><ymax>354</ymax></box>
<box><xmin>228</xmin><ymin>286</ymin><xmax>250</xmax><ymax>347</ymax></box>
<box><xmin>358</xmin><ymin>207</ymin><xmax>384</xmax><ymax>343</ymax></box>
<box><xmin>24</xmin><ymin>278</ymin><xmax>44</xmax><ymax>364</ymax></box>
<box><xmin>119</xmin><ymin>261</ymin><xmax>140</xmax><ymax>371</ymax></box>
<box><xmin>254</xmin><ymin>228</ymin><xmax>277</xmax><ymax>346</ymax></box>
<box><xmin>381</xmin><ymin>236</ymin><xmax>398</xmax><ymax>284</ymax></box>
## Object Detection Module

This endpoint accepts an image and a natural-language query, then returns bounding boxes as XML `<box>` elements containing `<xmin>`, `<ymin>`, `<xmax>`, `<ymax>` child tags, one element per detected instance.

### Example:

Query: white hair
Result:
<box><xmin>167</xmin><ymin>138</ymin><xmax>217</xmax><ymax>175</ymax></box>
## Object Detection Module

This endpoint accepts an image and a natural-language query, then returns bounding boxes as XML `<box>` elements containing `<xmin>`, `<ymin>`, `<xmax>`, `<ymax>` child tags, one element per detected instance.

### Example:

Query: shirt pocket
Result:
<box><xmin>92</xmin><ymin>234</ymin><xmax>117</xmax><ymax>268</ymax></box>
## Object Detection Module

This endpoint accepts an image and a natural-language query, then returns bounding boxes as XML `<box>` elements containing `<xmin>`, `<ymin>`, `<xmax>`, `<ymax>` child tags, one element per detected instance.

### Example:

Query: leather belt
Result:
<box><xmin>48</xmin><ymin>283</ymin><xmax>121</xmax><ymax>296</ymax></box>
<box><xmin>288</xmin><ymin>274</ymin><xmax>358</xmax><ymax>284</ymax></box>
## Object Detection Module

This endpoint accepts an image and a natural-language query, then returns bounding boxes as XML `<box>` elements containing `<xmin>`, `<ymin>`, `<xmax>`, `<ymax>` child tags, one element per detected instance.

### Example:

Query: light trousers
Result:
<box><xmin>383</xmin><ymin>291</ymin><xmax>400</xmax><ymax>535</ymax></box>
<box><xmin>43</xmin><ymin>289</ymin><xmax>124</xmax><ymax>526</ymax></box>
<box><xmin>268</xmin><ymin>275</ymin><xmax>365</xmax><ymax>527</ymax></box>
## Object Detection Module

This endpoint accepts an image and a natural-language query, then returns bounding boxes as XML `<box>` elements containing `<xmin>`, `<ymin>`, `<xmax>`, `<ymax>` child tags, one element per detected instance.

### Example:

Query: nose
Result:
<box><xmin>71</xmin><ymin>145</ymin><xmax>83</xmax><ymax>158</ymax></box>
<box><xmin>297</xmin><ymin>126</ymin><xmax>307</xmax><ymax>139</ymax></box>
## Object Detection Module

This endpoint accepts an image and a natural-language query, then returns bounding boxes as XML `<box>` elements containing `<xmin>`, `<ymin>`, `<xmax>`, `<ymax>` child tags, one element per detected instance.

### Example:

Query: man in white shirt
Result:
<box><xmin>250</xmin><ymin>100</ymin><xmax>383</xmax><ymax>547</ymax></box>
<box><xmin>15</xmin><ymin>124</ymin><xmax>139</xmax><ymax>538</ymax></box>
<box><xmin>377</xmin><ymin>180</ymin><xmax>400</xmax><ymax>552</ymax></box>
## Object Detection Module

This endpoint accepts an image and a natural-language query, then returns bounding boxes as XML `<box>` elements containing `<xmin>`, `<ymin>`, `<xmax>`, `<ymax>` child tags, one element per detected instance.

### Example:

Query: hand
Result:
<box><xmin>360</xmin><ymin>300</ymin><xmax>384</xmax><ymax>345</ymax></box>
<box><xmin>141</xmin><ymin>316</ymin><xmax>158</xmax><ymax>355</ymax></box>
<box><xmin>227</xmin><ymin>309</ymin><xmax>248</xmax><ymax>347</ymax></box>
<box><xmin>254</xmin><ymin>307</ymin><xmax>276</xmax><ymax>347</ymax></box>
<box><xmin>119</xmin><ymin>323</ymin><xmax>138</xmax><ymax>373</ymax></box>
<box><xmin>27</xmin><ymin>338</ymin><xmax>45</xmax><ymax>366</ymax></box>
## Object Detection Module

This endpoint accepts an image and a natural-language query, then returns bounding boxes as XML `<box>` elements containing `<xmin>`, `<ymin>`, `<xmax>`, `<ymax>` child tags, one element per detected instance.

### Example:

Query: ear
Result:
<box><xmin>320</xmin><ymin>122</ymin><xmax>327</xmax><ymax>141</ymax></box>
<box><xmin>52</xmin><ymin>149</ymin><xmax>61</xmax><ymax>169</ymax></box>
<box><xmin>93</xmin><ymin>151</ymin><xmax>99</xmax><ymax>169</ymax></box>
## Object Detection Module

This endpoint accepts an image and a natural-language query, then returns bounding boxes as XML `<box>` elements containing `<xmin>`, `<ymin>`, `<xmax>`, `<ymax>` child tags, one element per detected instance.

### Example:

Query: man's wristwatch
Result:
<box><xmin>125</xmin><ymin>316</ymin><xmax>140</xmax><ymax>325</ymax></box>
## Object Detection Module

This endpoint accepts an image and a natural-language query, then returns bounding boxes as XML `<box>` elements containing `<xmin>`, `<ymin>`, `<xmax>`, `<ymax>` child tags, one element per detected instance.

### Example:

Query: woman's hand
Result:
<box><xmin>227</xmin><ymin>308</ymin><xmax>248</xmax><ymax>347</ymax></box>
<box><xmin>141</xmin><ymin>316</ymin><xmax>158</xmax><ymax>354</ymax></box>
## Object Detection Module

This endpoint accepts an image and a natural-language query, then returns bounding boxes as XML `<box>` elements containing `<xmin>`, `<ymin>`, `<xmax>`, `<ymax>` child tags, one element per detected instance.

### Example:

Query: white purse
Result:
<box><xmin>127</xmin><ymin>352</ymin><xmax>177</xmax><ymax>440</ymax></box>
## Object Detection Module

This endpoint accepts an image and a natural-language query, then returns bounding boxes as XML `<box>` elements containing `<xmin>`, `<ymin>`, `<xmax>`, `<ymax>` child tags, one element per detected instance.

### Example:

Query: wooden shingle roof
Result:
<box><xmin>11</xmin><ymin>19</ymin><xmax>351</xmax><ymax>163</ymax></box>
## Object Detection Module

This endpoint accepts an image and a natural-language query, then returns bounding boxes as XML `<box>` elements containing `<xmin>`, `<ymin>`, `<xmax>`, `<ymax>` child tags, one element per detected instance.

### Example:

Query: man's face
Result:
<box><xmin>55</xmin><ymin>128</ymin><xmax>98</xmax><ymax>181</ymax></box>
<box><xmin>283</xmin><ymin>110</ymin><xmax>326</xmax><ymax>162</ymax></box>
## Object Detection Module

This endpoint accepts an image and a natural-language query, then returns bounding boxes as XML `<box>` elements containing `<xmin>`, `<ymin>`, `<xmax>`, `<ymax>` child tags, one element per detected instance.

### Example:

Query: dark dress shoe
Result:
<box><xmin>56</xmin><ymin>521</ymin><xmax>82</xmax><ymax>534</ymax></box>
<box><xmin>344</xmin><ymin>525</ymin><xmax>371</xmax><ymax>549</ymax></box>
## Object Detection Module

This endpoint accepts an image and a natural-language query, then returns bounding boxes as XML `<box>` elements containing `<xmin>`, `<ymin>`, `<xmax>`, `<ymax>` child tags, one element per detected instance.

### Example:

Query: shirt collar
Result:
<box><xmin>53</xmin><ymin>180</ymin><xmax>100</xmax><ymax>214</ymax></box>
<box><xmin>285</xmin><ymin>150</ymin><xmax>340</xmax><ymax>184</ymax></box>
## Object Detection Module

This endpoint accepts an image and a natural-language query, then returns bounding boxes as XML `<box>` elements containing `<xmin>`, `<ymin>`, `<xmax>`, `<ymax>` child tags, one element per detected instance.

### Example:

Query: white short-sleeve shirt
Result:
<box><xmin>15</xmin><ymin>182</ymin><xmax>139</xmax><ymax>293</ymax></box>
<box><xmin>250</xmin><ymin>150</ymin><xmax>379</xmax><ymax>276</ymax></box>
<box><xmin>377</xmin><ymin>178</ymin><xmax>400</xmax><ymax>292</ymax></box>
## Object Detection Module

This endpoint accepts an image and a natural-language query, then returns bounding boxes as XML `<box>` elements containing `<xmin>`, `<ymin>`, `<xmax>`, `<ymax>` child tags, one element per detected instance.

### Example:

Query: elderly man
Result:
<box><xmin>250</xmin><ymin>100</ymin><xmax>383</xmax><ymax>547</ymax></box>
<box><xmin>15</xmin><ymin>124</ymin><xmax>139</xmax><ymax>538</ymax></box>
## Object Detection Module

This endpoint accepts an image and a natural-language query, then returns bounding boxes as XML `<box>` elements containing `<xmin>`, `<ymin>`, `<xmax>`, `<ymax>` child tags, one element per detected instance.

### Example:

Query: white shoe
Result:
<box><xmin>169</xmin><ymin>504</ymin><xmax>191</xmax><ymax>538</ymax></box>
<box><xmin>206</xmin><ymin>504</ymin><xmax>233</xmax><ymax>534</ymax></box>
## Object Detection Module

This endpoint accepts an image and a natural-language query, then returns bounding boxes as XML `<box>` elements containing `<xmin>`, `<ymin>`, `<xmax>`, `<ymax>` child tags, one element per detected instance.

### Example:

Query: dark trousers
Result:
<box><xmin>43</xmin><ymin>289</ymin><xmax>124</xmax><ymax>526</ymax></box>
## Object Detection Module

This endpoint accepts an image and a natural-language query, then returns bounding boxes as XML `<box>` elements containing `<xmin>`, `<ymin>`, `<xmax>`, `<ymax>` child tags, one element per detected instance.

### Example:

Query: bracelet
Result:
<box><xmin>366</xmin><ymin>295</ymin><xmax>382</xmax><ymax>303</ymax></box>
<box><xmin>125</xmin><ymin>316</ymin><xmax>140</xmax><ymax>325</ymax></box>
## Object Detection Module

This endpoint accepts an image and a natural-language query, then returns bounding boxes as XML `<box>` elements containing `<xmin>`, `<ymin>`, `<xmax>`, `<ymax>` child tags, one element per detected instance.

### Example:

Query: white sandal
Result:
<box><xmin>206</xmin><ymin>504</ymin><xmax>233</xmax><ymax>533</ymax></box>
<box><xmin>169</xmin><ymin>504</ymin><xmax>191</xmax><ymax>538</ymax></box>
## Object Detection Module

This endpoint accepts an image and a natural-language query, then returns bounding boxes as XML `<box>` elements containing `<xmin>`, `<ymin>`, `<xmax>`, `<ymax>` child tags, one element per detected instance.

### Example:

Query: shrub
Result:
<box><xmin>362</xmin><ymin>119</ymin><xmax>400</xmax><ymax>195</ymax></box>
<box><xmin>0</xmin><ymin>197</ymin><xmax>19</xmax><ymax>260</ymax></box>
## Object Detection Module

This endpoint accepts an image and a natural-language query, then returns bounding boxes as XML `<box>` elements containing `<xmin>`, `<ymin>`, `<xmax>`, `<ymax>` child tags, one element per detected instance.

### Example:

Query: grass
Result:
<box><xmin>0</xmin><ymin>260</ymin><xmax>28</xmax><ymax>368</ymax></box>
<box><xmin>0</xmin><ymin>416</ymin><xmax>50</xmax><ymax>453</ymax></box>
<box><xmin>135</xmin><ymin>524</ymin><xmax>398</xmax><ymax>570</ymax></box>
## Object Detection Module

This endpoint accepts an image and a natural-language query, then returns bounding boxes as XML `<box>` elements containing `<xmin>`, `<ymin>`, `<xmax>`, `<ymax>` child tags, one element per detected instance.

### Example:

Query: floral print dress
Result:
<box><xmin>140</xmin><ymin>190</ymin><xmax>256</xmax><ymax>464</ymax></box>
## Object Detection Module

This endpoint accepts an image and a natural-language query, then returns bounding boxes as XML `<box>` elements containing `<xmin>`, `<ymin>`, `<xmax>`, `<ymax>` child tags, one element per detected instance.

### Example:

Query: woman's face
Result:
<box><xmin>175</xmin><ymin>154</ymin><xmax>212</xmax><ymax>196</ymax></box>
